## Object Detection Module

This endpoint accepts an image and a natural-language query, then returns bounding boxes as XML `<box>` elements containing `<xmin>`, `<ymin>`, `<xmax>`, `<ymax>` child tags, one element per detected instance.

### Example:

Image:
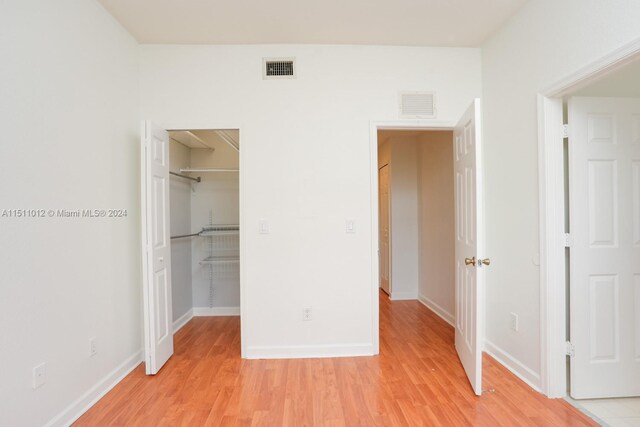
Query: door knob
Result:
<box><xmin>479</xmin><ymin>258</ymin><xmax>491</xmax><ymax>266</ymax></box>
<box><xmin>465</xmin><ymin>256</ymin><xmax>476</xmax><ymax>266</ymax></box>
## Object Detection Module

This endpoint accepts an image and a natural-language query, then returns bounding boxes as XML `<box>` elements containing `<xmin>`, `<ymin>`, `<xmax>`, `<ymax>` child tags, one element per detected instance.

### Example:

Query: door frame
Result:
<box><xmin>538</xmin><ymin>37</ymin><xmax>640</xmax><ymax>398</ymax></box>
<box><xmin>369</xmin><ymin>119</ymin><xmax>457</xmax><ymax>354</ymax></box>
<box><xmin>143</xmin><ymin>120</ymin><xmax>246</xmax><ymax>357</ymax></box>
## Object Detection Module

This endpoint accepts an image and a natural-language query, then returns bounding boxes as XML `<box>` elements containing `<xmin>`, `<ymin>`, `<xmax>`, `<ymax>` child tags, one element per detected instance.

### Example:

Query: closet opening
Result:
<box><xmin>168</xmin><ymin>129</ymin><xmax>240</xmax><ymax>356</ymax></box>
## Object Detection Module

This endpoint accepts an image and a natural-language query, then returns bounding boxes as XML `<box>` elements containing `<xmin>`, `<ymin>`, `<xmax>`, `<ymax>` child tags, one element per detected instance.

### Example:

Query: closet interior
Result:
<box><xmin>168</xmin><ymin>129</ymin><xmax>240</xmax><ymax>328</ymax></box>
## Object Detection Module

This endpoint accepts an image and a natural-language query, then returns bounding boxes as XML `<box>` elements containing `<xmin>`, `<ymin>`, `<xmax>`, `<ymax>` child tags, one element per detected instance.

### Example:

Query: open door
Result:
<box><xmin>454</xmin><ymin>99</ymin><xmax>484</xmax><ymax>395</ymax></box>
<box><xmin>568</xmin><ymin>97</ymin><xmax>640</xmax><ymax>399</ymax></box>
<box><xmin>141</xmin><ymin>121</ymin><xmax>174</xmax><ymax>375</ymax></box>
<box><xmin>379</xmin><ymin>164</ymin><xmax>391</xmax><ymax>295</ymax></box>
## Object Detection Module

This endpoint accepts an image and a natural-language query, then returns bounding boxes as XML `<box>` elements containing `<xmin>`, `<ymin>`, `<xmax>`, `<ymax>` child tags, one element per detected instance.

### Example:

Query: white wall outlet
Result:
<box><xmin>259</xmin><ymin>219</ymin><xmax>269</xmax><ymax>234</ymax></box>
<box><xmin>303</xmin><ymin>307</ymin><xmax>313</xmax><ymax>321</ymax></box>
<box><xmin>33</xmin><ymin>363</ymin><xmax>46</xmax><ymax>389</ymax></box>
<box><xmin>510</xmin><ymin>312</ymin><xmax>519</xmax><ymax>332</ymax></box>
<box><xmin>89</xmin><ymin>337</ymin><xmax>97</xmax><ymax>357</ymax></box>
<box><xmin>346</xmin><ymin>219</ymin><xmax>356</xmax><ymax>234</ymax></box>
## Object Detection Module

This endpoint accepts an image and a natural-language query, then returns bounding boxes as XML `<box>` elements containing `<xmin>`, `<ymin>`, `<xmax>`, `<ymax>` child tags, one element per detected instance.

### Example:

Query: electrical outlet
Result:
<box><xmin>303</xmin><ymin>307</ymin><xmax>313</xmax><ymax>321</ymax></box>
<box><xmin>510</xmin><ymin>312</ymin><xmax>519</xmax><ymax>332</ymax></box>
<box><xmin>89</xmin><ymin>337</ymin><xmax>97</xmax><ymax>357</ymax></box>
<box><xmin>33</xmin><ymin>363</ymin><xmax>46</xmax><ymax>389</ymax></box>
<box><xmin>259</xmin><ymin>220</ymin><xmax>270</xmax><ymax>234</ymax></box>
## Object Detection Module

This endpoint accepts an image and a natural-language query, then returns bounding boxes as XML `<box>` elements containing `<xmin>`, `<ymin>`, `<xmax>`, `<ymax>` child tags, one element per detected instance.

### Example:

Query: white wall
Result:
<box><xmin>0</xmin><ymin>1</ymin><xmax>140</xmax><ymax>426</ymax></box>
<box><xmin>140</xmin><ymin>45</ymin><xmax>481</xmax><ymax>357</ymax></box>
<box><xmin>481</xmin><ymin>0</ymin><xmax>640</xmax><ymax>389</ymax></box>
<box><xmin>169</xmin><ymin>141</ymin><xmax>193</xmax><ymax>322</ymax></box>
<box><xmin>388</xmin><ymin>137</ymin><xmax>420</xmax><ymax>300</ymax></box>
<box><xmin>417</xmin><ymin>132</ymin><xmax>455</xmax><ymax>325</ymax></box>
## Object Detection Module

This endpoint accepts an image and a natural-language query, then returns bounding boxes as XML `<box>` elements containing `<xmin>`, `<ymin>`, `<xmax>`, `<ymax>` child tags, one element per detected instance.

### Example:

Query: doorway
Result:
<box><xmin>141</xmin><ymin>124</ymin><xmax>241</xmax><ymax>374</ymax></box>
<box><xmin>539</xmin><ymin>39</ymin><xmax>640</xmax><ymax>423</ymax></box>
<box><xmin>371</xmin><ymin>99</ymin><xmax>487</xmax><ymax>395</ymax></box>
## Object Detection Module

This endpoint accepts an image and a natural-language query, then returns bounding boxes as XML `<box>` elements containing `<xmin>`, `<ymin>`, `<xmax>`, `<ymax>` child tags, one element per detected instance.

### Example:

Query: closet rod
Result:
<box><xmin>170</xmin><ymin>171</ymin><xmax>201</xmax><ymax>182</ymax></box>
<box><xmin>170</xmin><ymin>232</ymin><xmax>200</xmax><ymax>240</ymax></box>
<box><xmin>180</xmin><ymin>168</ymin><xmax>239</xmax><ymax>173</ymax></box>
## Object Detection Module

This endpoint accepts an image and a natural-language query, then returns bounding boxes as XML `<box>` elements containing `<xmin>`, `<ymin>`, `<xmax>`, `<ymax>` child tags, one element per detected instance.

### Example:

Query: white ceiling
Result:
<box><xmin>97</xmin><ymin>0</ymin><xmax>528</xmax><ymax>46</ymax></box>
<box><xmin>170</xmin><ymin>129</ymin><xmax>239</xmax><ymax>150</ymax></box>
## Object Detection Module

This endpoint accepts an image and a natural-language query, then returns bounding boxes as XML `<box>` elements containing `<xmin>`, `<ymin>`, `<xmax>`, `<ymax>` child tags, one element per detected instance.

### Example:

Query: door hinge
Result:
<box><xmin>564</xmin><ymin>233</ymin><xmax>572</xmax><ymax>247</ymax></box>
<box><xmin>566</xmin><ymin>341</ymin><xmax>575</xmax><ymax>357</ymax></box>
<box><xmin>562</xmin><ymin>124</ymin><xmax>569</xmax><ymax>139</ymax></box>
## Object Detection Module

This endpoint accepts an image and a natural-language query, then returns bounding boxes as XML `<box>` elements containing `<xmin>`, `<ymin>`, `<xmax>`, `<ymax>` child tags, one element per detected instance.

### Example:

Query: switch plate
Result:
<box><xmin>346</xmin><ymin>219</ymin><xmax>356</xmax><ymax>234</ymax></box>
<box><xmin>33</xmin><ymin>363</ymin><xmax>46</xmax><ymax>389</ymax></box>
<box><xmin>510</xmin><ymin>312</ymin><xmax>519</xmax><ymax>332</ymax></box>
<box><xmin>303</xmin><ymin>307</ymin><xmax>313</xmax><ymax>321</ymax></box>
<box><xmin>259</xmin><ymin>220</ymin><xmax>269</xmax><ymax>234</ymax></box>
<box><xmin>90</xmin><ymin>337</ymin><xmax>97</xmax><ymax>357</ymax></box>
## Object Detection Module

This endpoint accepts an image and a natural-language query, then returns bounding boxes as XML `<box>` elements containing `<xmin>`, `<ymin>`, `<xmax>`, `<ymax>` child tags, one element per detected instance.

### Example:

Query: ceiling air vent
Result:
<box><xmin>399</xmin><ymin>92</ymin><xmax>436</xmax><ymax>119</ymax></box>
<box><xmin>263</xmin><ymin>57</ymin><xmax>296</xmax><ymax>79</ymax></box>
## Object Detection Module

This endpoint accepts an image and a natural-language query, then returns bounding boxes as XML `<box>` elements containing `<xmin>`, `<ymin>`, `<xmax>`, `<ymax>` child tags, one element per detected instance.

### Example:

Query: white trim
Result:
<box><xmin>541</xmin><ymin>37</ymin><xmax>640</xmax><ymax>97</ymax></box>
<box><xmin>538</xmin><ymin>36</ymin><xmax>640</xmax><ymax>398</ymax></box>
<box><xmin>418</xmin><ymin>294</ymin><xmax>455</xmax><ymax>327</ymax></box>
<box><xmin>44</xmin><ymin>351</ymin><xmax>143</xmax><ymax>427</ymax></box>
<box><xmin>369</xmin><ymin>119</ymin><xmax>456</xmax><ymax>357</ymax></box>
<box><xmin>245</xmin><ymin>343</ymin><xmax>374</xmax><ymax>359</ymax></box>
<box><xmin>537</xmin><ymin>95</ymin><xmax>567</xmax><ymax>398</ymax></box>
<box><xmin>390</xmin><ymin>291</ymin><xmax>418</xmax><ymax>301</ymax></box>
<box><xmin>193</xmin><ymin>306</ymin><xmax>241</xmax><ymax>316</ymax></box>
<box><xmin>484</xmin><ymin>340</ymin><xmax>542</xmax><ymax>393</ymax></box>
<box><xmin>173</xmin><ymin>309</ymin><xmax>194</xmax><ymax>333</ymax></box>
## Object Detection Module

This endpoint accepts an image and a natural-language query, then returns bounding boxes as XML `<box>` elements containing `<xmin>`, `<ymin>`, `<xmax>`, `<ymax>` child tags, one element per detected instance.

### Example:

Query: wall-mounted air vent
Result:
<box><xmin>263</xmin><ymin>57</ymin><xmax>296</xmax><ymax>79</ymax></box>
<box><xmin>399</xmin><ymin>92</ymin><xmax>436</xmax><ymax>119</ymax></box>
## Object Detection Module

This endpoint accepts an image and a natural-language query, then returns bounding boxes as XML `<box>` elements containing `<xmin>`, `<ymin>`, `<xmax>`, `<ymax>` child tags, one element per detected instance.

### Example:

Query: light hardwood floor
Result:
<box><xmin>75</xmin><ymin>292</ymin><xmax>597</xmax><ymax>426</ymax></box>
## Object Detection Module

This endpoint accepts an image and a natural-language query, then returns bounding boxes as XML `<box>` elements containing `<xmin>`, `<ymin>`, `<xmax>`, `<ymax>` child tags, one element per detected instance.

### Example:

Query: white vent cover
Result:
<box><xmin>263</xmin><ymin>57</ymin><xmax>296</xmax><ymax>79</ymax></box>
<box><xmin>399</xmin><ymin>92</ymin><xmax>436</xmax><ymax>118</ymax></box>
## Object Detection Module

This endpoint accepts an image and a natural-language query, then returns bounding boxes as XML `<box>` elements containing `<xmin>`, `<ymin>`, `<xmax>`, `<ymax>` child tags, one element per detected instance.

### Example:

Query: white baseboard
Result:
<box><xmin>193</xmin><ymin>306</ymin><xmax>240</xmax><ymax>316</ymax></box>
<box><xmin>245</xmin><ymin>343</ymin><xmax>374</xmax><ymax>359</ymax></box>
<box><xmin>390</xmin><ymin>291</ymin><xmax>418</xmax><ymax>301</ymax></box>
<box><xmin>44</xmin><ymin>350</ymin><xmax>143</xmax><ymax>427</ymax></box>
<box><xmin>484</xmin><ymin>340</ymin><xmax>542</xmax><ymax>392</ymax></box>
<box><xmin>173</xmin><ymin>308</ymin><xmax>194</xmax><ymax>333</ymax></box>
<box><xmin>417</xmin><ymin>294</ymin><xmax>455</xmax><ymax>327</ymax></box>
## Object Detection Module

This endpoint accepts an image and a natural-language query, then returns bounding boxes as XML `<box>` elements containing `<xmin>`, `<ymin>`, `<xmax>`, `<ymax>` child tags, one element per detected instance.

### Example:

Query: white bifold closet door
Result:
<box><xmin>141</xmin><ymin>121</ymin><xmax>174</xmax><ymax>375</ymax></box>
<box><xmin>568</xmin><ymin>97</ymin><xmax>640</xmax><ymax>399</ymax></box>
<box><xmin>453</xmin><ymin>99</ymin><xmax>484</xmax><ymax>396</ymax></box>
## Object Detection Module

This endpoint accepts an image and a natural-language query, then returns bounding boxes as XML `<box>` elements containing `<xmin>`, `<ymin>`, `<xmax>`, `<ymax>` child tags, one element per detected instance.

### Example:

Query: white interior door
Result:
<box><xmin>454</xmin><ymin>99</ymin><xmax>484</xmax><ymax>396</ymax></box>
<box><xmin>141</xmin><ymin>121</ymin><xmax>174</xmax><ymax>375</ymax></box>
<box><xmin>568</xmin><ymin>97</ymin><xmax>640</xmax><ymax>399</ymax></box>
<box><xmin>379</xmin><ymin>165</ymin><xmax>391</xmax><ymax>294</ymax></box>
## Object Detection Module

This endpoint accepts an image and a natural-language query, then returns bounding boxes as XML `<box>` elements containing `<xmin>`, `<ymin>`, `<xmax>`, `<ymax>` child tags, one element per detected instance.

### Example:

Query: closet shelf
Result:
<box><xmin>200</xmin><ymin>256</ymin><xmax>240</xmax><ymax>265</ymax></box>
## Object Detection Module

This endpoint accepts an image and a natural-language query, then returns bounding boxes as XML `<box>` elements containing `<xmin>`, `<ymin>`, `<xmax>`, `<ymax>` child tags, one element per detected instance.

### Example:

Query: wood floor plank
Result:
<box><xmin>74</xmin><ymin>292</ymin><xmax>597</xmax><ymax>426</ymax></box>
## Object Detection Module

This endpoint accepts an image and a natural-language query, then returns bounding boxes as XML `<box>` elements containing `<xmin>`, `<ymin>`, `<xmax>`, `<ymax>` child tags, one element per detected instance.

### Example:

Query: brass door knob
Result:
<box><xmin>465</xmin><ymin>256</ymin><xmax>476</xmax><ymax>266</ymax></box>
<box><xmin>479</xmin><ymin>258</ymin><xmax>491</xmax><ymax>266</ymax></box>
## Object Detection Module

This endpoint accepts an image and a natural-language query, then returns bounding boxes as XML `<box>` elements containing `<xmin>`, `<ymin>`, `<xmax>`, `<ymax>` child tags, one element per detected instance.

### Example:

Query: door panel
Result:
<box><xmin>454</xmin><ymin>99</ymin><xmax>483</xmax><ymax>396</ymax></box>
<box><xmin>569</xmin><ymin>97</ymin><xmax>640</xmax><ymax>398</ymax></box>
<box><xmin>141</xmin><ymin>121</ymin><xmax>173</xmax><ymax>375</ymax></box>
<box><xmin>379</xmin><ymin>165</ymin><xmax>391</xmax><ymax>294</ymax></box>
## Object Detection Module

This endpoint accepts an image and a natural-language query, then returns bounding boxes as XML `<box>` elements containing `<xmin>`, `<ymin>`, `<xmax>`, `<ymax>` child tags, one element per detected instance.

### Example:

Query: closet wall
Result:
<box><xmin>169</xmin><ymin>130</ymin><xmax>240</xmax><ymax>320</ymax></box>
<box><xmin>190</xmin><ymin>148</ymin><xmax>240</xmax><ymax>310</ymax></box>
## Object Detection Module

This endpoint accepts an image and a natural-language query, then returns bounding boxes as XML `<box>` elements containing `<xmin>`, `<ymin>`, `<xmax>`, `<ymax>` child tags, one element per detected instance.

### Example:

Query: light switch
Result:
<box><xmin>259</xmin><ymin>220</ymin><xmax>269</xmax><ymax>234</ymax></box>
<box><xmin>346</xmin><ymin>219</ymin><xmax>356</xmax><ymax>234</ymax></box>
